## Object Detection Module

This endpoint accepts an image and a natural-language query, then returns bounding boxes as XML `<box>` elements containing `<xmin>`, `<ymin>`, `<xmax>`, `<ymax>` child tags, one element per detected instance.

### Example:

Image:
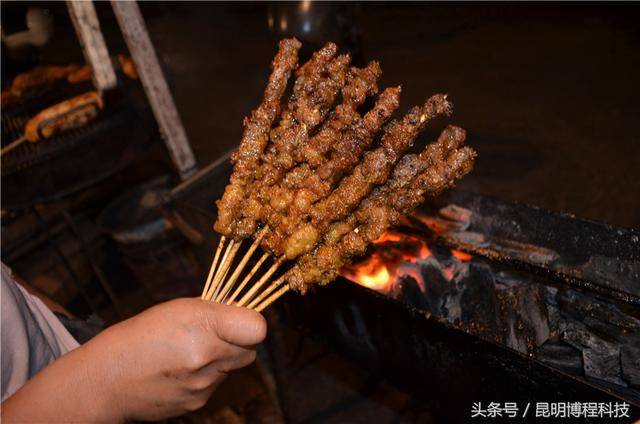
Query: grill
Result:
<box><xmin>167</xmin><ymin>153</ymin><xmax>640</xmax><ymax>421</ymax></box>
<box><xmin>1</xmin><ymin>84</ymin><xmax>156</xmax><ymax>209</ymax></box>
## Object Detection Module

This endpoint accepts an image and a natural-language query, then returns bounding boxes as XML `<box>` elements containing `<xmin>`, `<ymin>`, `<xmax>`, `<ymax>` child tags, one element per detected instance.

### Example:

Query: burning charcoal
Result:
<box><xmin>416</xmin><ymin>255</ymin><xmax>454</xmax><ymax>316</ymax></box>
<box><xmin>621</xmin><ymin>342</ymin><xmax>640</xmax><ymax>389</ymax></box>
<box><xmin>456</xmin><ymin>262</ymin><xmax>500</xmax><ymax>339</ymax></box>
<box><xmin>449</xmin><ymin>231</ymin><xmax>487</xmax><ymax>248</ymax></box>
<box><xmin>428</xmin><ymin>244</ymin><xmax>455</xmax><ymax>267</ymax></box>
<box><xmin>441</xmin><ymin>261</ymin><xmax>469</xmax><ymax>322</ymax></box>
<box><xmin>495</xmin><ymin>280</ymin><xmax>550</xmax><ymax>355</ymax></box>
<box><xmin>391</xmin><ymin>274</ymin><xmax>429</xmax><ymax>311</ymax></box>
<box><xmin>536</xmin><ymin>341</ymin><xmax>584</xmax><ymax>375</ymax></box>
<box><xmin>560</xmin><ymin>321</ymin><xmax>626</xmax><ymax>386</ymax></box>
<box><xmin>408</xmin><ymin>214</ymin><xmax>467</xmax><ymax>235</ymax></box>
<box><xmin>438</xmin><ymin>204</ymin><xmax>472</xmax><ymax>231</ymax></box>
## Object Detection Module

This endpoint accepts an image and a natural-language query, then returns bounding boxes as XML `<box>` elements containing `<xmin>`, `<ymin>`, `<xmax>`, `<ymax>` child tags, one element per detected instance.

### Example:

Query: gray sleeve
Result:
<box><xmin>1</xmin><ymin>263</ymin><xmax>79</xmax><ymax>401</ymax></box>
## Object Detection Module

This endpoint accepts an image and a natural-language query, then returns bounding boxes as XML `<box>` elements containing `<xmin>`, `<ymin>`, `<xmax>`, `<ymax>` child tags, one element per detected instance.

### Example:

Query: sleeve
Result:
<box><xmin>1</xmin><ymin>263</ymin><xmax>79</xmax><ymax>400</ymax></box>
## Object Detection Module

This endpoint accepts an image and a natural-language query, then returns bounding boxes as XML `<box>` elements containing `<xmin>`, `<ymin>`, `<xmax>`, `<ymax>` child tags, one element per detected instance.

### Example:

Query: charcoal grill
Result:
<box><xmin>1</xmin><ymin>81</ymin><xmax>155</xmax><ymax>209</ymax></box>
<box><xmin>166</xmin><ymin>153</ymin><xmax>640</xmax><ymax>422</ymax></box>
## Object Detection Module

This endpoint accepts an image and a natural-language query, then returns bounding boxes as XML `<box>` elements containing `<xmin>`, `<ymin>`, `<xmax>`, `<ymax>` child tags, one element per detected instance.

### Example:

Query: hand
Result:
<box><xmin>94</xmin><ymin>298</ymin><xmax>267</xmax><ymax>421</ymax></box>
<box><xmin>1</xmin><ymin>298</ymin><xmax>267</xmax><ymax>423</ymax></box>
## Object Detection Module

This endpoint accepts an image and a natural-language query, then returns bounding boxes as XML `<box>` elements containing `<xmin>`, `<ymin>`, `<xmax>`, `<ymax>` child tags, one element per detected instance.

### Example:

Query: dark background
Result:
<box><xmin>3</xmin><ymin>2</ymin><xmax>640</xmax><ymax>229</ymax></box>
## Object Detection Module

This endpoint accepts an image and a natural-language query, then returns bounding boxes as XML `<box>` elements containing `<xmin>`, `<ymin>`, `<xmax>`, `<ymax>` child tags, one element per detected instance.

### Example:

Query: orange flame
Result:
<box><xmin>340</xmin><ymin>228</ymin><xmax>474</xmax><ymax>294</ymax></box>
<box><xmin>374</xmin><ymin>232</ymin><xmax>405</xmax><ymax>243</ymax></box>
<box><xmin>342</xmin><ymin>257</ymin><xmax>392</xmax><ymax>292</ymax></box>
<box><xmin>452</xmin><ymin>249</ymin><xmax>472</xmax><ymax>261</ymax></box>
<box><xmin>443</xmin><ymin>267</ymin><xmax>455</xmax><ymax>281</ymax></box>
<box><xmin>358</xmin><ymin>265</ymin><xmax>391</xmax><ymax>290</ymax></box>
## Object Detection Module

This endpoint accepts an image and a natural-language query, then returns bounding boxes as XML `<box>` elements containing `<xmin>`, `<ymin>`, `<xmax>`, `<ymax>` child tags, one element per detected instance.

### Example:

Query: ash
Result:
<box><xmin>389</xmin><ymin>250</ymin><xmax>640</xmax><ymax>400</ymax></box>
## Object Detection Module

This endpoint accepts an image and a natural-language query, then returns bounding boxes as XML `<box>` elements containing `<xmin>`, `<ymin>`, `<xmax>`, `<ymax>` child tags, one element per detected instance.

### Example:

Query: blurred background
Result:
<box><xmin>3</xmin><ymin>2</ymin><xmax>639</xmax><ymax>227</ymax></box>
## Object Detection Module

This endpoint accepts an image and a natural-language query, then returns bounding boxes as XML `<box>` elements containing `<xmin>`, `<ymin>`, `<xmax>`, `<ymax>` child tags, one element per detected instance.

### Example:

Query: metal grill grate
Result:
<box><xmin>1</xmin><ymin>103</ymin><xmax>124</xmax><ymax>176</ymax></box>
<box><xmin>1</xmin><ymin>81</ymin><xmax>100</xmax><ymax>173</ymax></box>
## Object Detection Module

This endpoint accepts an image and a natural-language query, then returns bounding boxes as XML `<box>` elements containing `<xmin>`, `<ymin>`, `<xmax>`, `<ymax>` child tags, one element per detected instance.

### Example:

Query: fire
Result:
<box><xmin>340</xmin><ymin>227</ymin><xmax>473</xmax><ymax>294</ymax></box>
<box><xmin>341</xmin><ymin>229</ymin><xmax>432</xmax><ymax>293</ymax></box>
<box><xmin>418</xmin><ymin>244</ymin><xmax>432</xmax><ymax>260</ymax></box>
<box><xmin>396</xmin><ymin>263</ymin><xmax>426</xmax><ymax>292</ymax></box>
<box><xmin>374</xmin><ymin>232</ymin><xmax>404</xmax><ymax>243</ymax></box>
<box><xmin>443</xmin><ymin>267</ymin><xmax>455</xmax><ymax>281</ymax></box>
<box><xmin>452</xmin><ymin>249</ymin><xmax>472</xmax><ymax>261</ymax></box>
<box><xmin>358</xmin><ymin>265</ymin><xmax>391</xmax><ymax>290</ymax></box>
<box><xmin>342</xmin><ymin>256</ymin><xmax>393</xmax><ymax>291</ymax></box>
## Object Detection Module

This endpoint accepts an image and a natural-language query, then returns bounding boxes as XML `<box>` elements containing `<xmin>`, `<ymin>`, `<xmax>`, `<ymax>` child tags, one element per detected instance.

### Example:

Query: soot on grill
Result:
<box><xmin>339</xmin><ymin>211</ymin><xmax>640</xmax><ymax>399</ymax></box>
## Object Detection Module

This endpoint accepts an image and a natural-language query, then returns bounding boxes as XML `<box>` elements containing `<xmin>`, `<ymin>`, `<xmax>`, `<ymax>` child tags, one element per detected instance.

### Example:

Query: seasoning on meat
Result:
<box><xmin>214</xmin><ymin>38</ymin><xmax>301</xmax><ymax>238</ymax></box>
<box><xmin>210</xmin><ymin>39</ymin><xmax>477</xmax><ymax>301</ymax></box>
<box><xmin>286</xmin><ymin>125</ymin><xmax>476</xmax><ymax>292</ymax></box>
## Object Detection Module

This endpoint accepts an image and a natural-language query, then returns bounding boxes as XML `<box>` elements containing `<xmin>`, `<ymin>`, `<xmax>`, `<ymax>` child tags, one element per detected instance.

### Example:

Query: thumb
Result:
<box><xmin>199</xmin><ymin>301</ymin><xmax>267</xmax><ymax>346</ymax></box>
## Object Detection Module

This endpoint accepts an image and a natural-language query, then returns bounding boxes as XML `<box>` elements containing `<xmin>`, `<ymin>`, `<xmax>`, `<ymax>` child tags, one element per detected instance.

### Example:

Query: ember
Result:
<box><xmin>335</xmin><ymin>202</ymin><xmax>640</xmax><ymax>403</ymax></box>
<box><xmin>352</xmin><ymin>263</ymin><xmax>390</xmax><ymax>291</ymax></box>
<box><xmin>339</xmin><ymin>225</ymin><xmax>471</xmax><ymax>293</ymax></box>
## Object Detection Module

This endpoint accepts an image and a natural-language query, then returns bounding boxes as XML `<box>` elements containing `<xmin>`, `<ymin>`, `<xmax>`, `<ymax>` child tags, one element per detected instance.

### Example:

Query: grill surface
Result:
<box><xmin>1</xmin><ymin>84</ymin><xmax>156</xmax><ymax>208</ymax></box>
<box><xmin>165</xmin><ymin>154</ymin><xmax>640</xmax><ymax>415</ymax></box>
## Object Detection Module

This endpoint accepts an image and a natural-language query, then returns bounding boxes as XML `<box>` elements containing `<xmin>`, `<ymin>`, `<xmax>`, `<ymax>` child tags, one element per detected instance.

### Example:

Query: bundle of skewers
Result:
<box><xmin>201</xmin><ymin>38</ymin><xmax>477</xmax><ymax>312</ymax></box>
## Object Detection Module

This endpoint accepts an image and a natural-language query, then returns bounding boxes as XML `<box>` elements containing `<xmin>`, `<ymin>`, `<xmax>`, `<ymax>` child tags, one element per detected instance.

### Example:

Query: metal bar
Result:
<box><xmin>66</xmin><ymin>1</ymin><xmax>117</xmax><ymax>92</ymax></box>
<box><xmin>61</xmin><ymin>211</ymin><xmax>123</xmax><ymax>318</ymax></box>
<box><xmin>110</xmin><ymin>0</ymin><xmax>197</xmax><ymax>180</ymax></box>
<box><xmin>165</xmin><ymin>149</ymin><xmax>232</xmax><ymax>203</ymax></box>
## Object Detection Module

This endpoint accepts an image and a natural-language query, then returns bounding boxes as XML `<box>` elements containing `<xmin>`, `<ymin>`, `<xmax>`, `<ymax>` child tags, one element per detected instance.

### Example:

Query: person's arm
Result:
<box><xmin>1</xmin><ymin>298</ymin><xmax>267</xmax><ymax>423</ymax></box>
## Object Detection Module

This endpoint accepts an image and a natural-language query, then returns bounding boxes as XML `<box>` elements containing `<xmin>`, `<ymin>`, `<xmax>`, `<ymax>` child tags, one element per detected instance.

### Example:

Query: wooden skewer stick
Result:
<box><xmin>201</xmin><ymin>236</ymin><xmax>226</xmax><ymax>299</ymax></box>
<box><xmin>254</xmin><ymin>284</ymin><xmax>291</xmax><ymax>312</ymax></box>
<box><xmin>247</xmin><ymin>275</ymin><xmax>285</xmax><ymax>310</ymax></box>
<box><xmin>208</xmin><ymin>241</ymin><xmax>242</xmax><ymax>301</ymax></box>
<box><xmin>236</xmin><ymin>257</ymin><xmax>284</xmax><ymax>307</ymax></box>
<box><xmin>215</xmin><ymin>228</ymin><xmax>268</xmax><ymax>303</ymax></box>
<box><xmin>216</xmin><ymin>264</ymin><xmax>232</xmax><ymax>297</ymax></box>
<box><xmin>204</xmin><ymin>239</ymin><xmax>236</xmax><ymax>300</ymax></box>
<box><xmin>1</xmin><ymin>135</ymin><xmax>27</xmax><ymax>157</ymax></box>
<box><xmin>225</xmin><ymin>252</ymin><xmax>269</xmax><ymax>305</ymax></box>
<box><xmin>204</xmin><ymin>239</ymin><xmax>235</xmax><ymax>299</ymax></box>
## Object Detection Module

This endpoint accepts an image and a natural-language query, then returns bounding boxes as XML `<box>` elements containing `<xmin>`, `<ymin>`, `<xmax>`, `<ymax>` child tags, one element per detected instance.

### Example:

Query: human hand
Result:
<box><xmin>2</xmin><ymin>298</ymin><xmax>266</xmax><ymax>423</ymax></box>
<box><xmin>94</xmin><ymin>298</ymin><xmax>267</xmax><ymax>421</ymax></box>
